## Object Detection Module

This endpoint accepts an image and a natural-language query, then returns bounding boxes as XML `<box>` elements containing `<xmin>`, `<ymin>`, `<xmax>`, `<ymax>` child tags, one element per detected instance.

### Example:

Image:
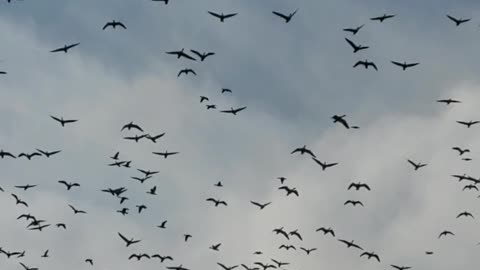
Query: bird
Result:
<box><xmin>118</xmin><ymin>232</ymin><xmax>141</xmax><ymax>247</ymax></box>
<box><xmin>36</xmin><ymin>149</ymin><xmax>61</xmax><ymax>158</ymax></box>
<box><xmin>11</xmin><ymin>194</ymin><xmax>28</xmax><ymax>207</ymax></box>
<box><xmin>300</xmin><ymin>247</ymin><xmax>317</xmax><ymax>255</ymax></box>
<box><xmin>345</xmin><ymin>38</ymin><xmax>369</xmax><ymax>53</ymax></box>
<box><xmin>272</xmin><ymin>9</ymin><xmax>298</xmax><ymax>23</ymax></box>
<box><xmin>0</xmin><ymin>71</ymin><xmax>7</xmax><ymax>75</ymax></box>
<box><xmin>456</xmin><ymin>211</ymin><xmax>474</xmax><ymax>219</ymax></box>
<box><xmin>136</xmin><ymin>204</ymin><xmax>147</xmax><ymax>213</ymax></box>
<box><xmin>0</xmin><ymin>150</ymin><xmax>16</xmax><ymax>159</ymax></box>
<box><xmin>214</xmin><ymin>181</ymin><xmax>223</xmax><ymax>187</ymax></box>
<box><xmin>200</xmin><ymin>96</ymin><xmax>209</xmax><ymax>103</ymax></box>
<box><xmin>117</xmin><ymin>208</ymin><xmax>129</xmax><ymax>215</ymax></box>
<box><xmin>56</xmin><ymin>223</ymin><xmax>67</xmax><ymax>229</ymax></box>
<box><xmin>344</xmin><ymin>200</ymin><xmax>364</xmax><ymax>207</ymax></box>
<box><xmin>152</xmin><ymin>151</ymin><xmax>179</xmax><ymax>158</ymax></box>
<box><xmin>157</xmin><ymin>220</ymin><xmax>167</xmax><ymax>229</ymax></box>
<box><xmin>147</xmin><ymin>186</ymin><xmax>157</xmax><ymax>195</ymax></box>
<box><xmin>343</xmin><ymin>24</ymin><xmax>364</xmax><ymax>35</ymax></box>
<box><xmin>221</xmin><ymin>88</ymin><xmax>232</xmax><ymax>94</ymax></box>
<box><xmin>208</xmin><ymin>11</ymin><xmax>238</xmax><ymax>22</ymax></box>
<box><xmin>425</xmin><ymin>251</ymin><xmax>434</xmax><ymax>255</ymax></box>
<box><xmin>242</xmin><ymin>264</ymin><xmax>260</xmax><ymax>270</ymax></box>
<box><xmin>121</xmin><ymin>122</ymin><xmax>143</xmax><ymax>132</ymax></box>
<box><xmin>178</xmin><ymin>68</ymin><xmax>197</xmax><ymax>77</ymax></box>
<box><xmin>41</xmin><ymin>250</ymin><xmax>49</xmax><ymax>258</ymax></box>
<box><xmin>131</xmin><ymin>175</ymin><xmax>152</xmax><ymax>184</ymax></box>
<box><xmin>18</xmin><ymin>152</ymin><xmax>42</xmax><ymax>160</ymax></box>
<box><xmin>315</xmin><ymin>227</ymin><xmax>335</xmax><ymax>237</ymax></box>
<box><xmin>19</xmin><ymin>262</ymin><xmax>38</xmax><ymax>270</ymax></box>
<box><xmin>58</xmin><ymin>180</ymin><xmax>80</xmax><ymax>190</ymax></box>
<box><xmin>206</xmin><ymin>198</ymin><xmax>228</xmax><ymax>207</ymax></box>
<box><xmin>338</xmin><ymin>239</ymin><xmax>364</xmax><ymax>250</ymax></box>
<box><xmin>124</xmin><ymin>134</ymin><xmax>147</xmax><ymax>142</ymax></box>
<box><xmin>184</xmin><ymin>234</ymin><xmax>192</xmax><ymax>242</ymax></box>
<box><xmin>253</xmin><ymin>262</ymin><xmax>276</xmax><ymax>270</ymax></box>
<box><xmin>85</xmin><ymin>259</ymin><xmax>94</xmax><ymax>265</ymax></box>
<box><xmin>348</xmin><ymin>182</ymin><xmax>371</xmax><ymax>191</ymax></box>
<box><xmin>190</xmin><ymin>50</ymin><xmax>215</xmax><ymax>61</ymax></box>
<box><xmin>14</xmin><ymin>184</ymin><xmax>37</xmax><ymax>191</ymax></box>
<box><xmin>167</xmin><ymin>266</ymin><xmax>190</xmax><ymax>270</ymax></box>
<box><xmin>129</xmin><ymin>253</ymin><xmax>150</xmax><ymax>260</ymax></box>
<box><xmin>217</xmin><ymin>264</ymin><xmax>238</xmax><ymax>270</ymax></box>
<box><xmin>332</xmin><ymin>114</ymin><xmax>352</xmax><ymax>129</ymax></box>
<box><xmin>312</xmin><ymin>158</ymin><xmax>338</xmax><ymax>171</ymax></box>
<box><xmin>407</xmin><ymin>159</ymin><xmax>427</xmax><ymax>170</ymax></box>
<box><xmin>273</xmin><ymin>227</ymin><xmax>290</xmax><ymax>240</ymax></box>
<box><xmin>370</xmin><ymin>14</ymin><xmax>395</xmax><ymax>22</ymax></box>
<box><xmin>145</xmin><ymin>133</ymin><xmax>166</xmax><ymax>143</ymax></box>
<box><xmin>457</xmin><ymin>120</ymin><xmax>480</xmax><ymax>128</ymax></box>
<box><xmin>68</xmin><ymin>204</ymin><xmax>87</xmax><ymax>214</ymax></box>
<box><xmin>207</xmin><ymin>104</ymin><xmax>217</xmax><ymax>110</ymax></box>
<box><xmin>210</xmin><ymin>243</ymin><xmax>221</xmax><ymax>251</ymax></box>
<box><xmin>438</xmin><ymin>230</ymin><xmax>455</xmax><ymax>238</ymax></box>
<box><xmin>250</xmin><ymin>201</ymin><xmax>271</xmax><ymax>210</ymax></box>
<box><xmin>391</xmin><ymin>61</ymin><xmax>420</xmax><ymax>70</ymax></box>
<box><xmin>278</xmin><ymin>245</ymin><xmax>296</xmax><ymax>250</ymax></box>
<box><xmin>277</xmin><ymin>177</ymin><xmax>287</xmax><ymax>184</ymax></box>
<box><xmin>271</xmin><ymin>259</ymin><xmax>289</xmax><ymax>268</ymax></box>
<box><xmin>360</xmin><ymin>252</ymin><xmax>380</xmax><ymax>262</ymax></box>
<box><xmin>353</xmin><ymin>60</ymin><xmax>378</xmax><ymax>70</ymax></box>
<box><xmin>220</xmin><ymin>107</ymin><xmax>247</xmax><ymax>115</ymax></box>
<box><xmin>446</xmin><ymin>15</ymin><xmax>470</xmax><ymax>26</ymax></box>
<box><xmin>452</xmin><ymin>147</ymin><xmax>470</xmax><ymax>155</ymax></box>
<box><xmin>109</xmin><ymin>161</ymin><xmax>125</xmax><ymax>167</ymax></box>
<box><xmin>279</xmin><ymin>186</ymin><xmax>299</xmax><ymax>196</ymax></box>
<box><xmin>50</xmin><ymin>43</ymin><xmax>80</xmax><ymax>53</ymax></box>
<box><xmin>291</xmin><ymin>145</ymin><xmax>315</xmax><ymax>157</ymax></box>
<box><xmin>50</xmin><ymin>115</ymin><xmax>78</xmax><ymax>126</ymax></box>
<box><xmin>166</xmin><ymin>49</ymin><xmax>196</xmax><ymax>61</ymax></box>
<box><xmin>390</xmin><ymin>265</ymin><xmax>412</xmax><ymax>270</ymax></box>
<box><xmin>437</xmin><ymin>98</ymin><xmax>461</xmax><ymax>105</ymax></box>
<box><xmin>289</xmin><ymin>230</ymin><xmax>303</xmax><ymax>240</ymax></box>
<box><xmin>463</xmin><ymin>184</ymin><xmax>478</xmax><ymax>191</ymax></box>
<box><xmin>151</xmin><ymin>254</ymin><xmax>173</xmax><ymax>262</ymax></box>
<box><xmin>102</xmin><ymin>20</ymin><xmax>126</xmax><ymax>30</ymax></box>
<box><xmin>137</xmin><ymin>169</ymin><xmax>159</xmax><ymax>177</ymax></box>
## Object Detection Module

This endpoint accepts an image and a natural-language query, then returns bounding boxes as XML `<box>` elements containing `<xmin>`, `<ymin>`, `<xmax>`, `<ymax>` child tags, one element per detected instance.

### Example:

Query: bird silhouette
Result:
<box><xmin>190</xmin><ymin>50</ymin><xmax>215</xmax><ymax>61</ymax></box>
<box><xmin>103</xmin><ymin>20</ymin><xmax>127</xmax><ymax>30</ymax></box>
<box><xmin>166</xmin><ymin>49</ymin><xmax>196</xmax><ymax>61</ymax></box>
<box><xmin>220</xmin><ymin>107</ymin><xmax>247</xmax><ymax>115</ymax></box>
<box><xmin>50</xmin><ymin>43</ymin><xmax>80</xmax><ymax>53</ymax></box>
<box><xmin>446</xmin><ymin>15</ymin><xmax>470</xmax><ymax>26</ymax></box>
<box><xmin>391</xmin><ymin>61</ymin><xmax>419</xmax><ymax>70</ymax></box>
<box><xmin>343</xmin><ymin>24</ymin><xmax>364</xmax><ymax>35</ymax></box>
<box><xmin>50</xmin><ymin>115</ymin><xmax>78</xmax><ymax>126</ymax></box>
<box><xmin>118</xmin><ymin>232</ymin><xmax>141</xmax><ymax>247</ymax></box>
<box><xmin>250</xmin><ymin>201</ymin><xmax>271</xmax><ymax>210</ymax></box>
<box><xmin>353</xmin><ymin>60</ymin><xmax>378</xmax><ymax>70</ymax></box>
<box><xmin>272</xmin><ymin>9</ymin><xmax>298</xmax><ymax>23</ymax></box>
<box><xmin>370</xmin><ymin>14</ymin><xmax>395</xmax><ymax>22</ymax></box>
<box><xmin>208</xmin><ymin>11</ymin><xmax>238</xmax><ymax>22</ymax></box>
<box><xmin>345</xmin><ymin>38</ymin><xmax>369</xmax><ymax>53</ymax></box>
<box><xmin>206</xmin><ymin>198</ymin><xmax>228</xmax><ymax>207</ymax></box>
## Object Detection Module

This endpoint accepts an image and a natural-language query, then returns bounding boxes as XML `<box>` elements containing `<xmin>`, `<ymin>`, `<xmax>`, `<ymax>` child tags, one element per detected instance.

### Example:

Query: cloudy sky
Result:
<box><xmin>1</xmin><ymin>0</ymin><xmax>480</xmax><ymax>269</ymax></box>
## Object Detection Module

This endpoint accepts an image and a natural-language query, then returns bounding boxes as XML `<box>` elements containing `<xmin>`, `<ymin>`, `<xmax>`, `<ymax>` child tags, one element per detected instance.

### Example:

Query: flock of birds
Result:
<box><xmin>1</xmin><ymin>1</ymin><xmax>480</xmax><ymax>270</ymax></box>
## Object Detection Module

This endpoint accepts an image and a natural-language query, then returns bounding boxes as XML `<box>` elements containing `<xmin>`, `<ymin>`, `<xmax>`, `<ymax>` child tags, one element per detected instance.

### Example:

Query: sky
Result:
<box><xmin>1</xmin><ymin>0</ymin><xmax>480</xmax><ymax>269</ymax></box>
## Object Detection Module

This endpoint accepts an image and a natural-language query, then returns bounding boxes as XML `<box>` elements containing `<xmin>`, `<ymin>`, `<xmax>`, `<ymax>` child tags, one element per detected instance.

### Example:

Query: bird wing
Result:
<box><xmin>102</xmin><ymin>22</ymin><xmax>112</xmax><ymax>30</ymax></box>
<box><xmin>190</xmin><ymin>50</ymin><xmax>202</xmax><ymax>58</ymax></box>
<box><xmin>208</xmin><ymin>11</ymin><xmax>221</xmax><ymax>18</ymax></box>
<box><xmin>118</xmin><ymin>232</ymin><xmax>129</xmax><ymax>243</ymax></box>
<box><xmin>224</xmin><ymin>13</ymin><xmax>238</xmax><ymax>19</ymax></box>
<box><xmin>406</xmin><ymin>62</ymin><xmax>419</xmax><ymax>67</ymax></box>
<box><xmin>118</xmin><ymin>22</ymin><xmax>127</xmax><ymax>29</ymax></box>
<box><xmin>391</xmin><ymin>61</ymin><xmax>403</xmax><ymax>67</ymax></box>
<box><xmin>446</xmin><ymin>15</ymin><xmax>459</xmax><ymax>23</ymax></box>
<box><xmin>345</xmin><ymin>38</ymin><xmax>358</xmax><ymax>50</ymax></box>
<box><xmin>66</xmin><ymin>43</ymin><xmax>80</xmax><ymax>50</ymax></box>
<box><xmin>272</xmin><ymin>11</ymin><xmax>289</xmax><ymax>20</ymax></box>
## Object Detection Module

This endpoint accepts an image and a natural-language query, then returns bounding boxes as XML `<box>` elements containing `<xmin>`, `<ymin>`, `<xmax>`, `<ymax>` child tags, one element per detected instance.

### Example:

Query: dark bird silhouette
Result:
<box><xmin>332</xmin><ymin>114</ymin><xmax>352</xmax><ymax>129</ymax></box>
<box><xmin>157</xmin><ymin>220</ymin><xmax>167</xmax><ymax>229</ymax></box>
<box><xmin>137</xmin><ymin>169</ymin><xmax>159</xmax><ymax>177</ymax></box>
<box><xmin>146</xmin><ymin>133</ymin><xmax>165</xmax><ymax>143</ymax></box>
<box><xmin>457</xmin><ymin>120</ymin><xmax>480</xmax><ymax>128</ymax></box>
<box><xmin>136</xmin><ymin>204</ymin><xmax>147</xmax><ymax>213</ymax></box>
<box><xmin>344</xmin><ymin>200</ymin><xmax>364</xmax><ymax>207</ymax></box>
<box><xmin>69</xmin><ymin>204</ymin><xmax>87</xmax><ymax>214</ymax></box>
<box><xmin>272</xmin><ymin>9</ymin><xmax>298</xmax><ymax>23</ymax></box>
<box><xmin>214</xmin><ymin>181</ymin><xmax>223</xmax><ymax>187</ymax></box>
<box><xmin>15</xmin><ymin>184</ymin><xmax>37</xmax><ymax>191</ymax></box>
<box><xmin>132</xmin><ymin>175</ymin><xmax>152</xmax><ymax>184</ymax></box>
<box><xmin>167</xmin><ymin>265</ymin><xmax>190</xmax><ymax>270</ymax></box>
<box><xmin>312</xmin><ymin>158</ymin><xmax>338</xmax><ymax>170</ymax></box>
<box><xmin>407</xmin><ymin>159</ymin><xmax>427</xmax><ymax>170</ymax></box>
<box><xmin>129</xmin><ymin>253</ymin><xmax>150</xmax><ymax>260</ymax></box>
<box><xmin>50</xmin><ymin>115</ymin><xmax>78</xmax><ymax>126</ymax></box>
<box><xmin>456</xmin><ymin>211</ymin><xmax>474</xmax><ymax>219</ymax></box>
<box><xmin>184</xmin><ymin>234</ymin><xmax>192</xmax><ymax>242</ymax></box>
<box><xmin>452</xmin><ymin>147</ymin><xmax>470</xmax><ymax>155</ymax></box>
<box><xmin>50</xmin><ymin>43</ymin><xmax>80</xmax><ymax>53</ymax></box>
<box><xmin>103</xmin><ymin>20</ymin><xmax>127</xmax><ymax>30</ymax></box>
<box><xmin>221</xmin><ymin>88</ymin><xmax>232</xmax><ymax>94</ymax></box>
<box><xmin>425</xmin><ymin>251</ymin><xmax>434</xmax><ymax>255</ymax></box>
<box><xmin>279</xmin><ymin>186</ymin><xmax>299</xmax><ymax>196</ymax></box>
<box><xmin>166</xmin><ymin>49</ymin><xmax>196</xmax><ymax>61</ymax></box>
<box><xmin>147</xmin><ymin>186</ymin><xmax>157</xmax><ymax>195</ymax></box>
<box><xmin>119</xmin><ymin>196</ymin><xmax>129</xmax><ymax>204</ymax></box>
<box><xmin>151</xmin><ymin>254</ymin><xmax>173</xmax><ymax>262</ymax></box>
<box><xmin>85</xmin><ymin>259</ymin><xmax>93</xmax><ymax>265</ymax></box>
<box><xmin>315</xmin><ymin>227</ymin><xmax>335</xmax><ymax>237</ymax></box>
<box><xmin>206</xmin><ymin>198</ymin><xmax>228</xmax><ymax>207</ymax></box>
<box><xmin>41</xmin><ymin>250</ymin><xmax>49</xmax><ymax>258</ymax></box>
<box><xmin>178</xmin><ymin>68</ymin><xmax>197</xmax><ymax>77</ymax></box>
<box><xmin>273</xmin><ymin>227</ymin><xmax>290</xmax><ymax>240</ymax></box>
<box><xmin>463</xmin><ymin>184</ymin><xmax>478</xmax><ymax>191</ymax></box>
<box><xmin>117</xmin><ymin>208</ymin><xmax>129</xmax><ymax>215</ymax></box>
<box><xmin>345</xmin><ymin>38</ymin><xmax>369</xmax><ymax>53</ymax></box>
<box><xmin>153</xmin><ymin>151</ymin><xmax>179</xmax><ymax>158</ymax></box>
<box><xmin>271</xmin><ymin>259</ymin><xmax>289</xmax><ymax>268</ymax></box>
<box><xmin>29</xmin><ymin>224</ymin><xmax>50</xmax><ymax>231</ymax></box>
<box><xmin>391</xmin><ymin>61</ymin><xmax>419</xmax><ymax>70</ymax></box>
<box><xmin>124</xmin><ymin>134</ymin><xmax>147</xmax><ymax>142</ymax></box>
<box><xmin>437</xmin><ymin>98</ymin><xmax>461</xmax><ymax>105</ymax></box>
<box><xmin>254</xmin><ymin>262</ymin><xmax>276</xmax><ymax>270</ymax></box>
<box><xmin>438</xmin><ymin>230</ymin><xmax>455</xmax><ymax>238</ymax></box>
<box><xmin>338</xmin><ymin>239</ymin><xmax>364</xmax><ymax>250</ymax></box>
<box><xmin>190</xmin><ymin>50</ymin><xmax>215</xmax><ymax>61</ymax></box>
<box><xmin>277</xmin><ymin>177</ymin><xmax>287</xmax><ymax>184</ymax></box>
<box><xmin>343</xmin><ymin>24</ymin><xmax>364</xmax><ymax>35</ymax></box>
<box><xmin>250</xmin><ymin>201</ymin><xmax>271</xmax><ymax>210</ymax></box>
<box><xmin>58</xmin><ymin>180</ymin><xmax>80</xmax><ymax>190</ymax></box>
<box><xmin>208</xmin><ymin>11</ymin><xmax>238</xmax><ymax>22</ymax></box>
<box><xmin>109</xmin><ymin>161</ymin><xmax>125</xmax><ymax>167</ymax></box>
<box><xmin>110</xmin><ymin>151</ymin><xmax>120</xmax><ymax>160</ymax></box>
<box><xmin>19</xmin><ymin>262</ymin><xmax>38</xmax><ymax>270</ymax></box>
<box><xmin>289</xmin><ymin>230</ymin><xmax>303</xmax><ymax>240</ymax></box>
<box><xmin>360</xmin><ymin>252</ymin><xmax>380</xmax><ymax>262</ymax></box>
<box><xmin>279</xmin><ymin>245</ymin><xmax>296</xmax><ymax>250</ymax></box>
<box><xmin>348</xmin><ymin>182</ymin><xmax>371</xmax><ymax>191</ymax></box>
<box><xmin>11</xmin><ymin>193</ymin><xmax>28</xmax><ymax>207</ymax></box>
<box><xmin>18</xmin><ymin>152</ymin><xmax>41</xmax><ymax>160</ymax></box>
<box><xmin>207</xmin><ymin>104</ymin><xmax>217</xmax><ymax>110</ymax></box>
<box><xmin>353</xmin><ymin>60</ymin><xmax>378</xmax><ymax>70</ymax></box>
<box><xmin>56</xmin><ymin>223</ymin><xmax>67</xmax><ymax>229</ymax></box>
<box><xmin>36</xmin><ymin>149</ymin><xmax>61</xmax><ymax>158</ymax></box>
<box><xmin>390</xmin><ymin>265</ymin><xmax>412</xmax><ymax>270</ymax></box>
<box><xmin>200</xmin><ymin>96</ymin><xmax>209</xmax><ymax>103</ymax></box>
<box><xmin>242</xmin><ymin>264</ymin><xmax>260</xmax><ymax>270</ymax></box>
<box><xmin>370</xmin><ymin>14</ymin><xmax>395</xmax><ymax>22</ymax></box>
<box><xmin>291</xmin><ymin>145</ymin><xmax>315</xmax><ymax>157</ymax></box>
<box><xmin>446</xmin><ymin>15</ymin><xmax>470</xmax><ymax>26</ymax></box>
<box><xmin>220</xmin><ymin>106</ymin><xmax>247</xmax><ymax>115</ymax></box>
<box><xmin>118</xmin><ymin>232</ymin><xmax>141</xmax><ymax>247</ymax></box>
<box><xmin>210</xmin><ymin>243</ymin><xmax>222</xmax><ymax>251</ymax></box>
<box><xmin>121</xmin><ymin>122</ymin><xmax>143</xmax><ymax>132</ymax></box>
<box><xmin>0</xmin><ymin>150</ymin><xmax>16</xmax><ymax>159</ymax></box>
<box><xmin>300</xmin><ymin>247</ymin><xmax>317</xmax><ymax>255</ymax></box>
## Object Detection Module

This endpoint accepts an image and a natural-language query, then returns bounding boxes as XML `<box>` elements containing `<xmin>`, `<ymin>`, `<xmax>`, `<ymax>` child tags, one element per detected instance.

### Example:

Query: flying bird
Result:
<box><xmin>438</xmin><ymin>230</ymin><xmax>455</xmax><ymax>238</ymax></box>
<box><xmin>0</xmin><ymin>150</ymin><xmax>16</xmax><ymax>159</ymax></box>
<box><xmin>437</xmin><ymin>98</ymin><xmax>461</xmax><ymax>105</ymax></box>
<box><xmin>312</xmin><ymin>158</ymin><xmax>338</xmax><ymax>171</ymax></box>
<box><xmin>407</xmin><ymin>159</ymin><xmax>427</xmax><ymax>170</ymax></box>
<box><xmin>391</xmin><ymin>61</ymin><xmax>420</xmax><ymax>70</ymax></box>
<box><xmin>152</xmin><ymin>151</ymin><xmax>179</xmax><ymax>158</ymax></box>
<box><xmin>344</xmin><ymin>200</ymin><xmax>364</xmax><ymax>207</ymax></box>
<box><xmin>300</xmin><ymin>247</ymin><xmax>317</xmax><ymax>255</ymax></box>
<box><xmin>15</xmin><ymin>184</ymin><xmax>37</xmax><ymax>191</ymax></box>
<box><xmin>456</xmin><ymin>211</ymin><xmax>474</xmax><ymax>219</ymax></box>
<box><xmin>348</xmin><ymin>182</ymin><xmax>371</xmax><ymax>191</ymax></box>
<box><xmin>278</xmin><ymin>186</ymin><xmax>299</xmax><ymax>196</ymax></box>
<box><xmin>178</xmin><ymin>68</ymin><xmax>197</xmax><ymax>77</ymax></box>
<box><xmin>338</xmin><ymin>239</ymin><xmax>364</xmax><ymax>250</ymax></box>
<box><xmin>50</xmin><ymin>43</ymin><xmax>80</xmax><ymax>53</ymax></box>
<box><xmin>190</xmin><ymin>50</ymin><xmax>215</xmax><ymax>61</ymax></box>
<box><xmin>360</xmin><ymin>252</ymin><xmax>380</xmax><ymax>262</ymax></box>
<box><xmin>121</xmin><ymin>122</ymin><xmax>143</xmax><ymax>132</ymax></box>
<box><xmin>446</xmin><ymin>15</ymin><xmax>470</xmax><ymax>26</ymax></box>
<box><xmin>146</xmin><ymin>133</ymin><xmax>166</xmax><ymax>143</ymax></box>
<box><xmin>36</xmin><ymin>149</ymin><xmax>61</xmax><ymax>158</ymax></box>
<box><xmin>208</xmin><ymin>11</ymin><xmax>238</xmax><ymax>22</ymax></box>
<box><xmin>50</xmin><ymin>115</ymin><xmax>78</xmax><ymax>126</ymax></box>
<box><xmin>206</xmin><ymin>198</ymin><xmax>228</xmax><ymax>207</ymax></box>
<box><xmin>343</xmin><ymin>24</ymin><xmax>364</xmax><ymax>35</ymax></box>
<box><xmin>370</xmin><ymin>14</ymin><xmax>395</xmax><ymax>22</ymax></box>
<box><xmin>353</xmin><ymin>60</ymin><xmax>378</xmax><ymax>70</ymax></box>
<box><xmin>291</xmin><ymin>145</ymin><xmax>315</xmax><ymax>157</ymax></box>
<box><xmin>68</xmin><ymin>204</ymin><xmax>87</xmax><ymax>214</ymax></box>
<box><xmin>221</xmin><ymin>88</ymin><xmax>232</xmax><ymax>94</ymax></box>
<box><xmin>315</xmin><ymin>227</ymin><xmax>335</xmax><ymax>237</ymax></box>
<box><xmin>220</xmin><ymin>107</ymin><xmax>247</xmax><ymax>115</ymax></box>
<box><xmin>452</xmin><ymin>147</ymin><xmax>470</xmax><ymax>155</ymax></box>
<box><xmin>11</xmin><ymin>193</ymin><xmax>28</xmax><ymax>207</ymax></box>
<box><xmin>102</xmin><ymin>20</ymin><xmax>127</xmax><ymax>30</ymax></box>
<box><xmin>118</xmin><ymin>232</ymin><xmax>141</xmax><ymax>247</ymax></box>
<box><xmin>345</xmin><ymin>38</ymin><xmax>369</xmax><ymax>53</ymax></box>
<box><xmin>210</xmin><ymin>243</ymin><xmax>222</xmax><ymax>251</ymax></box>
<box><xmin>272</xmin><ymin>9</ymin><xmax>298</xmax><ymax>23</ymax></box>
<box><xmin>250</xmin><ymin>201</ymin><xmax>271</xmax><ymax>210</ymax></box>
<box><xmin>18</xmin><ymin>152</ymin><xmax>42</xmax><ymax>160</ymax></box>
<box><xmin>166</xmin><ymin>49</ymin><xmax>196</xmax><ymax>61</ymax></box>
<box><xmin>457</xmin><ymin>120</ymin><xmax>480</xmax><ymax>128</ymax></box>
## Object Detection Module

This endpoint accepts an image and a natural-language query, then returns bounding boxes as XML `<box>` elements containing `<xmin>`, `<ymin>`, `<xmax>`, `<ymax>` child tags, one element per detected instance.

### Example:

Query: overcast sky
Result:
<box><xmin>1</xmin><ymin>0</ymin><xmax>480</xmax><ymax>270</ymax></box>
